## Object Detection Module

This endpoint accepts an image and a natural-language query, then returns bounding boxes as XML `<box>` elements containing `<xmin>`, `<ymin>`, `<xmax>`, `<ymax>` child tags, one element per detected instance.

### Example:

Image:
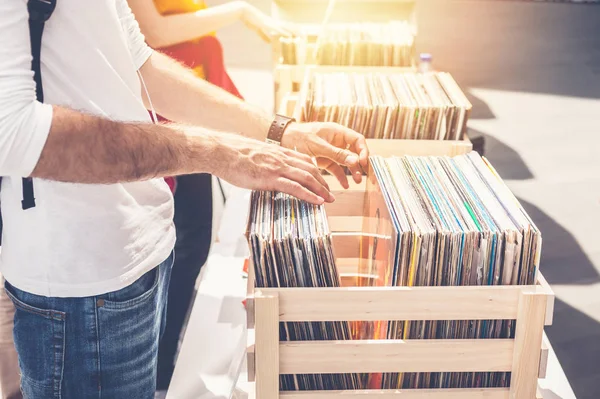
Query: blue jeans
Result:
<box><xmin>4</xmin><ymin>252</ymin><xmax>174</xmax><ymax>399</ymax></box>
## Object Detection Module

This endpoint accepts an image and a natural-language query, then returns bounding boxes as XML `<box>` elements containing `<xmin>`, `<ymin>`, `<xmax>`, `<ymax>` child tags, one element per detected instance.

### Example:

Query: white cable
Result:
<box><xmin>137</xmin><ymin>69</ymin><xmax>158</xmax><ymax>124</ymax></box>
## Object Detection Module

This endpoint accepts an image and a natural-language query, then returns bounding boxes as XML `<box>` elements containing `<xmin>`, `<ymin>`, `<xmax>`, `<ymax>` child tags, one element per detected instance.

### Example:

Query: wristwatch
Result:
<box><xmin>266</xmin><ymin>114</ymin><xmax>295</xmax><ymax>145</ymax></box>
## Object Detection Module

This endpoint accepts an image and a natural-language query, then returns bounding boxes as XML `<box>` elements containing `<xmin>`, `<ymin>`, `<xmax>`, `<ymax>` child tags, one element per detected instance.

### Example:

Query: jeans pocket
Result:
<box><xmin>95</xmin><ymin>265</ymin><xmax>166</xmax><ymax>399</ymax></box>
<box><xmin>98</xmin><ymin>266</ymin><xmax>160</xmax><ymax>310</ymax></box>
<box><xmin>4</xmin><ymin>286</ymin><xmax>65</xmax><ymax>399</ymax></box>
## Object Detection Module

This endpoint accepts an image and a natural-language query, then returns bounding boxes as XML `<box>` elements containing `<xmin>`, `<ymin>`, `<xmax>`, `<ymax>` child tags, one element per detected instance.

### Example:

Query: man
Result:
<box><xmin>128</xmin><ymin>0</ymin><xmax>296</xmax><ymax>390</ymax></box>
<box><xmin>0</xmin><ymin>1</ymin><xmax>367</xmax><ymax>398</ymax></box>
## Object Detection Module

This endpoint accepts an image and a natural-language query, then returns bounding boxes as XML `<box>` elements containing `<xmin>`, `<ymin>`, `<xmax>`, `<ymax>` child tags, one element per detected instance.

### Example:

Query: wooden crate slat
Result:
<box><xmin>246</xmin><ymin>257</ymin><xmax>256</xmax><ymax>329</ymax></box>
<box><xmin>324</xmin><ymin>188</ymin><xmax>365</xmax><ymax>216</ymax></box>
<box><xmin>536</xmin><ymin>273</ymin><xmax>555</xmax><ymax>326</ymax></box>
<box><xmin>325</xmin><ymin>175</ymin><xmax>367</xmax><ymax>192</ymax></box>
<box><xmin>255</xmin><ymin>294</ymin><xmax>280</xmax><ymax>398</ymax></box>
<box><xmin>279</xmin><ymin>339</ymin><xmax>514</xmax><ymax>374</ymax></box>
<box><xmin>335</xmin><ymin>258</ymin><xmax>362</xmax><ymax>275</ymax></box>
<box><xmin>538</xmin><ymin>332</ymin><xmax>550</xmax><ymax>379</ymax></box>
<box><xmin>247</xmin><ymin>342</ymin><xmax>256</xmax><ymax>383</ymax></box>
<box><xmin>509</xmin><ymin>292</ymin><xmax>547</xmax><ymax>398</ymax></box>
<box><xmin>331</xmin><ymin>232</ymin><xmax>398</xmax><ymax>260</ymax></box>
<box><xmin>279</xmin><ymin>388</ymin><xmax>510</xmax><ymax>399</ymax></box>
<box><xmin>328</xmin><ymin>216</ymin><xmax>364</xmax><ymax>232</ymax></box>
<box><xmin>256</xmin><ymin>284</ymin><xmax>547</xmax><ymax>322</ymax></box>
<box><xmin>331</xmin><ymin>233</ymin><xmax>362</xmax><ymax>258</ymax></box>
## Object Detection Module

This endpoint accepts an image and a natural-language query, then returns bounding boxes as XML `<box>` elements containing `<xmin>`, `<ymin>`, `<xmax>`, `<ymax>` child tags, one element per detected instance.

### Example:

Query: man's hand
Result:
<box><xmin>280</xmin><ymin>122</ymin><xmax>369</xmax><ymax>189</ymax></box>
<box><xmin>138</xmin><ymin>55</ymin><xmax>370</xmax><ymax>196</ymax></box>
<box><xmin>212</xmin><ymin>133</ymin><xmax>334</xmax><ymax>205</ymax></box>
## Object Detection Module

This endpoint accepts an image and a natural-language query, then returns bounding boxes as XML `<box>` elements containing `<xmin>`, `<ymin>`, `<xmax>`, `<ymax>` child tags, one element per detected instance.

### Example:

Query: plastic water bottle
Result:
<box><xmin>419</xmin><ymin>53</ymin><xmax>433</xmax><ymax>73</ymax></box>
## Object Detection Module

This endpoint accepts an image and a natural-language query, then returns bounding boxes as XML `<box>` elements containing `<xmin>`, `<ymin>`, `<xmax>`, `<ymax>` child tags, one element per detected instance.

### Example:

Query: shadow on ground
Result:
<box><xmin>415</xmin><ymin>2</ymin><xmax>600</xmax><ymax>397</ymax></box>
<box><xmin>516</xmin><ymin>198</ymin><xmax>599</xmax><ymax>286</ymax></box>
<box><xmin>468</xmin><ymin>127</ymin><xmax>535</xmax><ymax>180</ymax></box>
<box><xmin>547</xmin><ymin>298</ymin><xmax>600</xmax><ymax>399</ymax></box>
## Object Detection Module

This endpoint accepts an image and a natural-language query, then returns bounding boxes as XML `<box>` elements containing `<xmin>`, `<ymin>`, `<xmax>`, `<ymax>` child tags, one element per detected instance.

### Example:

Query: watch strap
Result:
<box><xmin>266</xmin><ymin>114</ymin><xmax>295</xmax><ymax>145</ymax></box>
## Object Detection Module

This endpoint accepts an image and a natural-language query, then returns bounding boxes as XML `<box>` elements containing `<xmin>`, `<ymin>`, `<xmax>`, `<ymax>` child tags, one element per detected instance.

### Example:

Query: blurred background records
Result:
<box><xmin>279</xmin><ymin>21</ymin><xmax>415</xmax><ymax>67</ymax></box>
<box><xmin>300</xmin><ymin>71</ymin><xmax>472</xmax><ymax>140</ymax></box>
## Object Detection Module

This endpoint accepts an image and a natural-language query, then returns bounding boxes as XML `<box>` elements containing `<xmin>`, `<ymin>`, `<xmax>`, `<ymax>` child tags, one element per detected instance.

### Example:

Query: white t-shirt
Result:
<box><xmin>0</xmin><ymin>0</ymin><xmax>176</xmax><ymax>297</ymax></box>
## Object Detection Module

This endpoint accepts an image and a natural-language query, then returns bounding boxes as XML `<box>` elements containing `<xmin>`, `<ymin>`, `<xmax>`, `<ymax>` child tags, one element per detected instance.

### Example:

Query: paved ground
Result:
<box><xmin>214</xmin><ymin>1</ymin><xmax>600</xmax><ymax>397</ymax></box>
<box><xmin>417</xmin><ymin>3</ymin><xmax>600</xmax><ymax>398</ymax></box>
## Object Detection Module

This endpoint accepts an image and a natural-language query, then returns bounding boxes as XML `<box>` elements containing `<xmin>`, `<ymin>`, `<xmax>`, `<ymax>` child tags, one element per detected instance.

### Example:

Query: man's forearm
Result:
<box><xmin>23</xmin><ymin>105</ymin><xmax>337</xmax><ymax>206</ymax></box>
<box><xmin>140</xmin><ymin>52</ymin><xmax>272</xmax><ymax>142</ymax></box>
<box><xmin>31</xmin><ymin>106</ymin><xmax>219</xmax><ymax>183</ymax></box>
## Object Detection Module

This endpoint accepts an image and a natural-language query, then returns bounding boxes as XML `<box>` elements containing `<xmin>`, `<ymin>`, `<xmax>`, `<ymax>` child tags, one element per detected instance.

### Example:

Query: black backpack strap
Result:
<box><xmin>22</xmin><ymin>0</ymin><xmax>57</xmax><ymax>210</ymax></box>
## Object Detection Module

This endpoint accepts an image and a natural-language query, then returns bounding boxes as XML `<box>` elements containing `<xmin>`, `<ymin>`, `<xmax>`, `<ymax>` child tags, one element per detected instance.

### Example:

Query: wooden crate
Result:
<box><xmin>277</xmin><ymin>68</ymin><xmax>474</xmax><ymax>158</ymax></box>
<box><xmin>246</xmin><ymin>175</ymin><xmax>555</xmax><ymax>399</ymax></box>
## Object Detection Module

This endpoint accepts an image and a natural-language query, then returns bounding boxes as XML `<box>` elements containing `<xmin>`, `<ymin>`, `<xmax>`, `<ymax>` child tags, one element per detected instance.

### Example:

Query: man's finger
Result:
<box><xmin>286</xmin><ymin>157</ymin><xmax>330</xmax><ymax>191</ymax></box>
<box><xmin>281</xmin><ymin>147</ymin><xmax>315</xmax><ymax>165</ymax></box>
<box><xmin>336</xmin><ymin>125</ymin><xmax>368</xmax><ymax>171</ymax></box>
<box><xmin>323</xmin><ymin>162</ymin><xmax>349</xmax><ymax>189</ymax></box>
<box><xmin>323</xmin><ymin>123</ymin><xmax>369</xmax><ymax>170</ymax></box>
<box><xmin>344</xmin><ymin>158</ymin><xmax>363</xmax><ymax>184</ymax></box>
<box><xmin>352</xmin><ymin>136</ymin><xmax>369</xmax><ymax>171</ymax></box>
<box><xmin>310</xmin><ymin>135</ymin><xmax>363</xmax><ymax>184</ymax></box>
<box><xmin>312</xmin><ymin>138</ymin><xmax>360</xmax><ymax>168</ymax></box>
<box><xmin>347</xmin><ymin>164</ymin><xmax>363</xmax><ymax>184</ymax></box>
<box><xmin>317</xmin><ymin>158</ymin><xmax>349</xmax><ymax>189</ymax></box>
<box><xmin>274</xmin><ymin>178</ymin><xmax>325</xmax><ymax>205</ymax></box>
<box><xmin>283</xmin><ymin>166</ymin><xmax>334</xmax><ymax>203</ymax></box>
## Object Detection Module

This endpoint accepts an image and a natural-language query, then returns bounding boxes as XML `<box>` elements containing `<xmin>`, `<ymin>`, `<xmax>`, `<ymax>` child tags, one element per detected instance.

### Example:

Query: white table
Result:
<box><xmin>539</xmin><ymin>340</ymin><xmax>577</xmax><ymax>399</ymax></box>
<box><xmin>166</xmin><ymin>252</ymin><xmax>248</xmax><ymax>399</ymax></box>
<box><xmin>168</xmin><ymin>250</ymin><xmax>577</xmax><ymax>399</ymax></box>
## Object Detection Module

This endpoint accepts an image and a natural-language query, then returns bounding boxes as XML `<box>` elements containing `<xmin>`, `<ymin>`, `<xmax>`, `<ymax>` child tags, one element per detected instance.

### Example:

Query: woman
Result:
<box><xmin>127</xmin><ymin>0</ymin><xmax>291</xmax><ymax>392</ymax></box>
<box><xmin>133</xmin><ymin>0</ymin><xmax>289</xmax><ymax>98</ymax></box>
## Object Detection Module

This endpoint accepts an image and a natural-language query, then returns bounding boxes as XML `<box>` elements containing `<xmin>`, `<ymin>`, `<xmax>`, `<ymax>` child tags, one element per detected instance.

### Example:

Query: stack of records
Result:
<box><xmin>247</xmin><ymin>191</ymin><xmax>364</xmax><ymax>391</ymax></box>
<box><xmin>279</xmin><ymin>35</ymin><xmax>304</xmax><ymax>65</ymax></box>
<box><xmin>246</xmin><ymin>152</ymin><xmax>541</xmax><ymax>391</ymax></box>
<box><xmin>300</xmin><ymin>71</ymin><xmax>472</xmax><ymax>140</ymax></box>
<box><xmin>279</xmin><ymin>21</ymin><xmax>415</xmax><ymax>67</ymax></box>
<box><xmin>315</xmin><ymin>21</ymin><xmax>415</xmax><ymax>67</ymax></box>
<box><xmin>364</xmin><ymin>152</ymin><xmax>541</xmax><ymax>389</ymax></box>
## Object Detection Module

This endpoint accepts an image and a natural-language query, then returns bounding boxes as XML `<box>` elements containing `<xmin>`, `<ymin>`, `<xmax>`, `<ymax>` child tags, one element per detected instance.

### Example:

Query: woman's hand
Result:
<box><xmin>280</xmin><ymin>122</ymin><xmax>369</xmax><ymax>189</ymax></box>
<box><xmin>240</xmin><ymin>3</ymin><xmax>295</xmax><ymax>42</ymax></box>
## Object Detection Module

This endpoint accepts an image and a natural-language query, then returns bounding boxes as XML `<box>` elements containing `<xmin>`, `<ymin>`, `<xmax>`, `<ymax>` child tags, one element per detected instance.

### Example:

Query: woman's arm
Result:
<box><xmin>128</xmin><ymin>0</ymin><xmax>286</xmax><ymax>49</ymax></box>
